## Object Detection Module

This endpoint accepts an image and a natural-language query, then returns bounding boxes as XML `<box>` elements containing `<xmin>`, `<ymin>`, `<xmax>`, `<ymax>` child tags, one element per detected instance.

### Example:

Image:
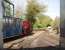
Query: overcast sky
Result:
<box><xmin>11</xmin><ymin>0</ymin><xmax>60</xmax><ymax>20</ymax></box>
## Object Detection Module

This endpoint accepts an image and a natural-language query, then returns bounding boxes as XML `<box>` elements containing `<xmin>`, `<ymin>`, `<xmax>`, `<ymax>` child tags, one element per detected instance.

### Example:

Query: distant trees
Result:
<box><xmin>33</xmin><ymin>14</ymin><xmax>53</xmax><ymax>28</ymax></box>
<box><xmin>52</xmin><ymin>16</ymin><xmax>60</xmax><ymax>34</ymax></box>
<box><xmin>16</xmin><ymin>7</ymin><xmax>22</xmax><ymax>17</ymax></box>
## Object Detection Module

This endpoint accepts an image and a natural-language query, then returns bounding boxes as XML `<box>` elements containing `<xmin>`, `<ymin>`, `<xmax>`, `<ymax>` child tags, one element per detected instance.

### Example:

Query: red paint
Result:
<box><xmin>22</xmin><ymin>20</ymin><xmax>31</xmax><ymax>35</ymax></box>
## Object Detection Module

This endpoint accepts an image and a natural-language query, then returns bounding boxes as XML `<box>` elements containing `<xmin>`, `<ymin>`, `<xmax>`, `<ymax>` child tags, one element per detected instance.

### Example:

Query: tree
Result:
<box><xmin>26</xmin><ymin>0</ymin><xmax>46</xmax><ymax>30</ymax></box>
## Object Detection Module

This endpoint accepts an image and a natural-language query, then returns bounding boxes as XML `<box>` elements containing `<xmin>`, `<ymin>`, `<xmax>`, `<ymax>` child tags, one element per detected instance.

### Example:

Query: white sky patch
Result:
<box><xmin>38</xmin><ymin>0</ymin><xmax>60</xmax><ymax>20</ymax></box>
<box><xmin>11</xmin><ymin>0</ymin><xmax>27</xmax><ymax>13</ymax></box>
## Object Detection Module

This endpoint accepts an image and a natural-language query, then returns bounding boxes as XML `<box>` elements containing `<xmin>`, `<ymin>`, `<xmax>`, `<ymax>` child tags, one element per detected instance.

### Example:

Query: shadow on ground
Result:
<box><xmin>4</xmin><ymin>33</ymin><xmax>34</xmax><ymax>43</ymax></box>
<box><xmin>3</xmin><ymin>46</ymin><xmax>63</xmax><ymax>50</ymax></box>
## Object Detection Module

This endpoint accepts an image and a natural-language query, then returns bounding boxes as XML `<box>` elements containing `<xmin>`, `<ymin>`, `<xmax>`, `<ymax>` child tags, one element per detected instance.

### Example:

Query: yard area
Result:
<box><xmin>3</xmin><ymin>0</ymin><xmax>60</xmax><ymax>49</ymax></box>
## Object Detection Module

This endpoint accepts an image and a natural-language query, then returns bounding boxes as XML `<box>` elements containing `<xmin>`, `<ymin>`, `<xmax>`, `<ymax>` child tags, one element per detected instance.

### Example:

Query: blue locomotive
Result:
<box><xmin>2</xmin><ymin>0</ymin><xmax>22</xmax><ymax>39</ymax></box>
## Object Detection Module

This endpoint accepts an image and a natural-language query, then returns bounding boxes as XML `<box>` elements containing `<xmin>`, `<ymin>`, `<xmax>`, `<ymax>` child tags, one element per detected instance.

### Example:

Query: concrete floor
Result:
<box><xmin>4</xmin><ymin>30</ymin><xmax>60</xmax><ymax>49</ymax></box>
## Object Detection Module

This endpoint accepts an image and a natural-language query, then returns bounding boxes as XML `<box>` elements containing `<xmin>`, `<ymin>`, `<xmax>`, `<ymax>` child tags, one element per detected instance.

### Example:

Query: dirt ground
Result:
<box><xmin>4</xmin><ymin>30</ymin><xmax>60</xmax><ymax>49</ymax></box>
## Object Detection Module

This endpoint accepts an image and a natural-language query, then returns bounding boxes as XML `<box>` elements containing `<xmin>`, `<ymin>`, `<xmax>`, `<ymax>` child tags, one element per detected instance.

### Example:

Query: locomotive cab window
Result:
<box><xmin>3</xmin><ymin>0</ymin><xmax>14</xmax><ymax>17</ymax></box>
